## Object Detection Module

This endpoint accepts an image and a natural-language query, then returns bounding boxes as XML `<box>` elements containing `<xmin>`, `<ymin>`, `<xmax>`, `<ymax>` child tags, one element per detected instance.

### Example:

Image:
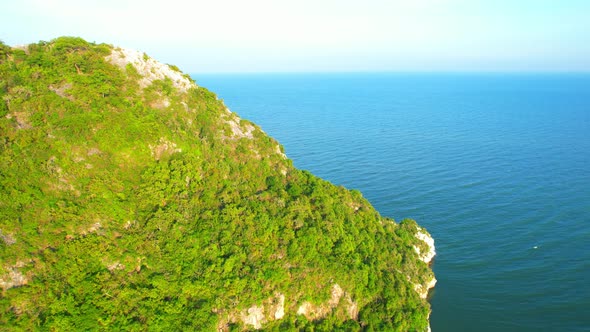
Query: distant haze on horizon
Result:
<box><xmin>1</xmin><ymin>0</ymin><xmax>589</xmax><ymax>73</ymax></box>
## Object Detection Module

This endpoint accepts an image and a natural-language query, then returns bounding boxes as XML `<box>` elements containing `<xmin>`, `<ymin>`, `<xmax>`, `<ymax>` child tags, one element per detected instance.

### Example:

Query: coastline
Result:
<box><xmin>415</xmin><ymin>227</ymin><xmax>436</xmax><ymax>332</ymax></box>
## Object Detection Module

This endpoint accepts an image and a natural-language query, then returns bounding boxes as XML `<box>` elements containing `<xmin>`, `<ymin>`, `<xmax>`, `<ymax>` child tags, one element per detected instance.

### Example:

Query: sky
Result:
<box><xmin>1</xmin><ymin>0</ymin><xmax>589</xmax><ymax>73</ymax></box>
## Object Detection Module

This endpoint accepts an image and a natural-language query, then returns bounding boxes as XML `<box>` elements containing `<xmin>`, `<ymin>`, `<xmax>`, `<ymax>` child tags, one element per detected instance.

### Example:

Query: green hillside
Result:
<box><xmin>0</xmin><ymin>37</ymin><xmax>435</xmax><ymax>331</ymax></box>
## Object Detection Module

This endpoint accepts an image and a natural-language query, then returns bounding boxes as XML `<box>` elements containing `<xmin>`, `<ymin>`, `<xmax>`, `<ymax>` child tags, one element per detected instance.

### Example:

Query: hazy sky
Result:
<box><xmin>1</xmin><ymin>0</ymin><xmax>589</xmax><ymax>73</ymax></box>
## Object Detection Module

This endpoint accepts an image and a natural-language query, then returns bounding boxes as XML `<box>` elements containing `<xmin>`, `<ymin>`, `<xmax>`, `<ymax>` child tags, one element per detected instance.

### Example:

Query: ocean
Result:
<box><xmin>193</xmin><ymin>73</ymin><xmax>590</xmax><ymax>332</ymax></box>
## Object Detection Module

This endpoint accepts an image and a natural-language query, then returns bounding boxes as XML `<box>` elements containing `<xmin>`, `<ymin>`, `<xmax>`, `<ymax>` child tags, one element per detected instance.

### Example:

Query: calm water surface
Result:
<box><xmin>194</xmin><ymin>73</ymin><xmax>590</xmax><ymax>332</ymax></box>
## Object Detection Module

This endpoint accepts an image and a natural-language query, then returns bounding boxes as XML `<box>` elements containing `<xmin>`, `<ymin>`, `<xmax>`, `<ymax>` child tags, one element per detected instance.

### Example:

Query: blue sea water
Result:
<box><xmin>193</xmin><ymin>73</ymin><xmax>590</xmax><ymax>332</ymax></box>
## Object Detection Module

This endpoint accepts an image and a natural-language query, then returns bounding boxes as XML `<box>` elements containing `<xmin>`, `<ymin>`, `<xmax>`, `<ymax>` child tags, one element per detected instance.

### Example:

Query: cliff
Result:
<box><xmin>0</xmin><ymin>37</ymin><xmax>435</xmax><ymax>331</ymax></box>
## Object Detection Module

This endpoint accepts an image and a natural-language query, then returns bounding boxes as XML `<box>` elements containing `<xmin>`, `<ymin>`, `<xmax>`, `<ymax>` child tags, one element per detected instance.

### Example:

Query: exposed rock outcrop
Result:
<box><xmin>414</xmin><ymin>227</ymin><xmax>436</xmax><ymax>264</ymax></box>
<box><xmin>296</xmin><ymin>284</ymin><xmax>358</xmax><ymax>321</ymax></box>
<box><xmin>0</xmin><ymin>229</ymin><xmax>16</xmax><ymax>245</ymax></box>
<box><xmin>217</xmin><ymin>285</ymin><xmax>360</xmax><ymax>330</ymax></box>
<box><xmin>271</xmin><ymin>293</ymin><xmax>285</xmax><ymax>320</ymax></box>
<box><xmin>226</xmin><ymin>116</ymin><xmax>255</xmax><ymax>139</ymax></box>
<box><xmin>240</xmin><ymin>305</ymin><xmax>265</xmax><ymax>329</ymax></box>
<box><xmin>218</xmin><ymin>292</ymin><xmax>286</xmax><ymax>331</ymax></box>
<box><xmin>413</xmin><ymin>227</ymin><xmax>436</xmax><ymax>299</ymax></box>
<box><xmin>414</xmin><ymin>227</ymin><xmax>437</xmax><ymax>332</ymax></box>
<box><xmin>106</xmin><ymin>47</ymin><xmax>194</xmax><ymax>92</ymax></box>
<box><xmin>149</xmin><ymin>137</ymin><xmax>182</xmax><ymax>160</ymax></box>
<box><xmin>0</xmin><ymin>267</ymin><xmax>29</xmax><ymax>290</ymax></box>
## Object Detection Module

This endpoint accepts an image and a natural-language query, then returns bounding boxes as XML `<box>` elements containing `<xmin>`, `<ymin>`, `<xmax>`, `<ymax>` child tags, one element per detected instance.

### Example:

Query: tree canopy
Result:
<box><xmin>0</xmin><ymin>37</ymin><xmax>434</xmax><ymax>331</ymax></box>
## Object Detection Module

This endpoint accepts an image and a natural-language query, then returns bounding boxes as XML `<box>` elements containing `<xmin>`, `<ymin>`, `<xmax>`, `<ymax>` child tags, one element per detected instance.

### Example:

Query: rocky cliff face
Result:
<box><xmin>0</xmin><ymin>37</ymin><xmax>435</xmax><ymax>331</ymax></box>
<box><xmin>414</xmin><ymin>227</ymin><xmax>436</xmax><ymax>332</ymax></box>
<box><xmin>414</xmin><ymin>227</ymin><xmax>437</xmax><ymax>299</ymax></box>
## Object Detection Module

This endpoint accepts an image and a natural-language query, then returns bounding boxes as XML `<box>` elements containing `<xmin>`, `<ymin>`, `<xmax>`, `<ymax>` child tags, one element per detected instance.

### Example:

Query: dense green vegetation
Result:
<box><xmin>0</xmin><ymin>37</ymin><xmax>434</xmax><ymax>331</ymax></box>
